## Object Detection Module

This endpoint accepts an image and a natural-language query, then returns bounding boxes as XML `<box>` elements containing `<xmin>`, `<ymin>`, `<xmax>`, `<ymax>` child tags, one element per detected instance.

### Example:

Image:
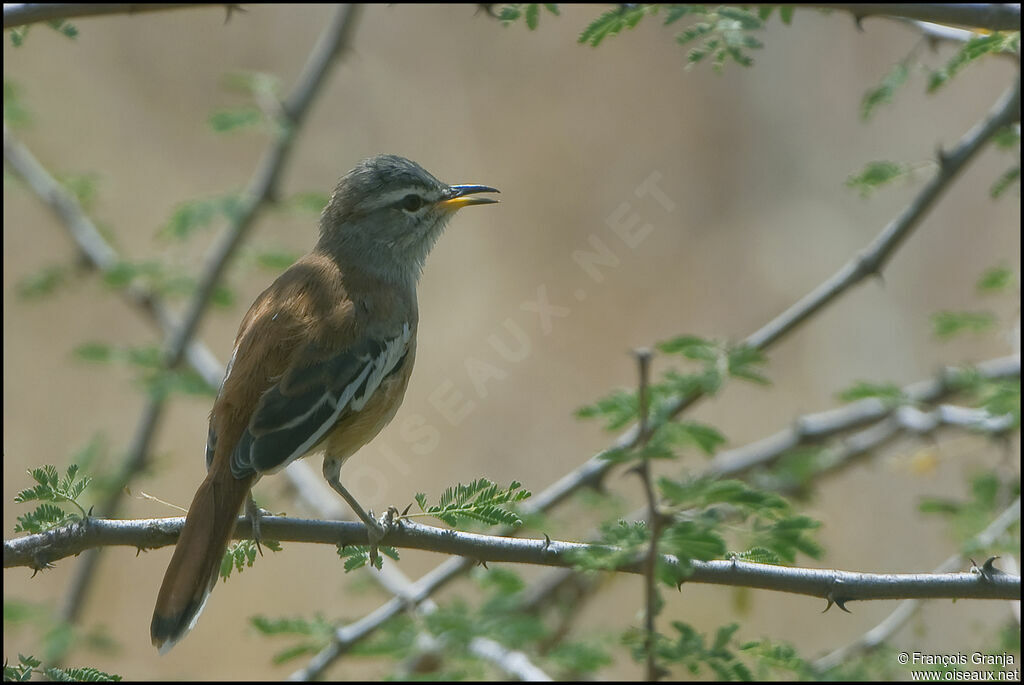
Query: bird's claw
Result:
<box><xmin>245</xmin><ymin>497</ymin><xmax>270</xmax><ymax>556</ymax></box>
<box><xmin>366</xmin><ymin>506</ymin><xmax>400</xmax><ymax>568</ymax></box>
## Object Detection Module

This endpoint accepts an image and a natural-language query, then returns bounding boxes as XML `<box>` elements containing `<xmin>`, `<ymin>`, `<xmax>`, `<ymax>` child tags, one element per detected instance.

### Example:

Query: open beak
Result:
<box><xmin>438</xmin><ymin>184</ymin><xmax>500</xmax><ymax>211</ymax></box>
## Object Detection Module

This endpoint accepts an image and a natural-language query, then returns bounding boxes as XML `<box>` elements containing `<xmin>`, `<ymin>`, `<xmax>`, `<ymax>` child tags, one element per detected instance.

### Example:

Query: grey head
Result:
<box><xmin>318</xmin><ymin>154</ymin><xmax>498</xmax><ymax>283</ymax></box>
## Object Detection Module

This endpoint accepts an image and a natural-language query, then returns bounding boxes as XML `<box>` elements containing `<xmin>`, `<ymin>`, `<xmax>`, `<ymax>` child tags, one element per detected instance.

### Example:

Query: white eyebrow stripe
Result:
<box><xmin>372</xmin><ymin>187</ymin><xmax>439</xmax><ymax>209</ymax></box>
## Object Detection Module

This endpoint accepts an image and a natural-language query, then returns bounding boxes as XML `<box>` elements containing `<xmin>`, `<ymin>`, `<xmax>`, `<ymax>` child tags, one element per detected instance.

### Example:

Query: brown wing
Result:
<box><xmin>204</xmin><ymin>253</ymin><xmax>412</xmax><ymax>478</ymax></box>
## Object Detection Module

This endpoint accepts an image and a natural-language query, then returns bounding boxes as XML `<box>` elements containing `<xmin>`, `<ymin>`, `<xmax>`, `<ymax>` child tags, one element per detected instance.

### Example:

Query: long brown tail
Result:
<box><xmin>151</xmin><ymin>459</ymin><xmax>254</xmax><ymax>653</ymax></box>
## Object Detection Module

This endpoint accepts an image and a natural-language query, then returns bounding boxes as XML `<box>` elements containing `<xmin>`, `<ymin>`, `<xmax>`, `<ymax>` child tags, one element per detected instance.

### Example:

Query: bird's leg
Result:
<box><xmin>245</xmin><ymin>494</ymin><xmax>268</xmax><ymax>556</ymax></box>
<box><xmin>322</xmin><ymin>459</ymin><xmax>388</xmax><ymax>546</ymax></box>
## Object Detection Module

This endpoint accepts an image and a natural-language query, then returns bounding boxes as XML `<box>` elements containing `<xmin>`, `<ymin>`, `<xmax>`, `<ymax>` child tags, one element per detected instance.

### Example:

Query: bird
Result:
<box><xmin>150</xmin><ymin>154</ymin><xmax>498</xmax><ymax>652</ymax></box>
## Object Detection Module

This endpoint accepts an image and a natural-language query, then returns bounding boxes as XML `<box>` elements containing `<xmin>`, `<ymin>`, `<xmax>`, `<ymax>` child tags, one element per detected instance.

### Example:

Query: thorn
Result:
<box><xmin>402</xmin><ymin>502</ymin><xmax>413</xmax><ymax>517</ymax></box>
<box><xmin>976</xmin><ymin>556</ymin><xmax>1003</xmax><ymax>581</ymax></box>
<box><xmin>543</xmin><ymin>533</ymin><xmax>551</xmax><ymax>550</ymax></box>
<box><xmin>824</xmin><ymin>577</ymin><xmax>852</xmax><ymax>613</ymax></box>
<box><xmin>853</xmin><ymin>14</ymin><xmax>865</xmax><ymax>32</ymax></box>
<box><xmin>936</xmin><ymin>145</ymin><xmax>951</xmax><ymax>169</ymax></box>
<box><xmin>478</xmin><ymin>559</ymin><xmax>489</xmax><ymax>569</ymax></box>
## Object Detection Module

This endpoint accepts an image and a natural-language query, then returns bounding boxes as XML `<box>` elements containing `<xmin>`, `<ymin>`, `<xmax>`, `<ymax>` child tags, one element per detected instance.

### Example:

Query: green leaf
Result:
<box><xmin>976</xmin><ymin>266</ymin><xmax>1014</xmax><ymax>293</ymax></box>
<box><xmin>716</xmin><ymin>6</ymin><xmax>761</xmax><ymax>30</ymax></box>
<box><xmin>16</xmin><ymin>503</ymin><xmax>72</xmax><ymax>534</ymax></box>
<box><xmin>676</xmin><ymin>22</ymin><xmax>713</xmax><ymax>46</ymax></box>
<box><xmin>547</xmin><ymin>640</ymin><xmax>613</xmax><ymax>675</ymax></box>
<box><xmin>220</xmin><ymin>538</ymin><xmax>281</xmax><ymax>580</ymax></box>
<box><xmin>658</xmin><ymin>421</ymin><xmax>726</xmax><ymax>456</ymax></box>
<box><xmin>861</xmin><ymin>62</ymin><xmax>909</xmax><ymax>121</ymax></box>
<box><xmin>575</xmin><ymin>388</ymin><xmax>637</xmax><ymax>431</ymax></box>
<box><xmin>727</xmin><ymin>345</ymin><xmax>770</xmax><ymax>385</ymax></box>
<box><xmin>931</xmin><ymin>310</ymin><xmax>997</xmax><ymax>339</ymax></box>
<box><xmin>42</xmin><ymin>666</ymin><xmax>120</xmax><ymax>682</ymax></box>
<box><xmin>208</xmin><ymin>106</ymin><xmax>264</xmax><ymax>133</ymax></box>
<box><xmin>4</xmin><ymin>80</ymin><xmax>33</xmax><ymax>127</ymax></box>
<box><xmin>733</xmin><ymin>547</ymin><xmax>782</xmax><ymax>565</ymax></box>
<box><xmin>928</xmin><ymin>33</ymin><xmax>1021</xmax><ymax>92</ymax></box>
<box><xmin>992</xmin><ymin>125</ymin><xmax>1020</xmax><ymax>149</ymax></box>
<box><xmin>660</xmin><ymin>520</ymin><xmax>727</xmax><ymax>563</ymax></box>
<box><xmin>659</xmin><ymin>477</ymin><xmax>788</xmax><ymax>514</ymax></box>
<box><xmin>753</xmin><ymin>515</ymin><xmax>822</xmax><ymax>562</ymax></box>
<box><xmin>9</xmin><ymin>26</ymin><xmax>30</xmax><ymax>47</ymax></box>
<box><xmin>658</xmin><ymin>334</ymin><xmax>715</xmax><ymax>359</ymax></box>
<box><xmin>417</xmin><ymin>479</ymin><xmax>530</xmax><ymax>527</ymax></box>
<box><xmin>44</xmin><ymin>19</ymin><xmax>78</xmax><ymax>40</ymax></box>
<box><xmin>13</xmin><ymin>463</ymin><xmax>92</xmax><ymax>532</ymax></box>
<box><xmin>161</xmin><ymin>194</ymin><xmax>242</xmax><ymax>241</ymax></box>
<box><xmin>284</xmin><ymin>191</ymin><xmax>329</xmax><ymax>213</ymax></box>
<box><xmin>579</xmin><ymin>5</ymin><xmax>653</xmax><ymax>47</ymax></box>
<box><xmin>837</xmin><ymin>381</ymin><xmax>906</xmax><ymax>407</ymax></box>
<box><xmin>16</xmin><ymin>265</ymin><xmax>70</xmax><ymax>299</ymax></box>
<box><xmin>525</xmin><ymin>3</ymin><xmax>539</xmax><ymax>30</ymax></box>
<box><xmin>990</xmin><ymin>165</ymin><xmax>1020</xmax><ymax>199</ymax></box>
<box><xmin>570</xmin><ymin>520</ymin><xmax>650</xmax><ymax>572</ymax></box>
<box><xmin>56</xmin><ymin>172</ymin><xmax>100</xmax><ymax>211</ymax></box>
<box><xmin>779</xmin><ymin>6</ymin><xmax>794</xmax><ymax>24</ymax></box>
<box><xmin>845</xmin><ymin>160</ymin><xmax>912</xmax><ymax>198</ymax></box>
<box><xmin>251</xmin><ymin>249</ymin><xmax>301</xmax><ymax>272</ymax></box>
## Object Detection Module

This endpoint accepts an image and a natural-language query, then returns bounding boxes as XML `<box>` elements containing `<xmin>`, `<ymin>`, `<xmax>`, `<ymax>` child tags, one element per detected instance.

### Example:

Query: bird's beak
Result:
<box><xmin>438</xmin><ymin>184</ymin><xmax>500</xmax><ymax>211</ymax></box>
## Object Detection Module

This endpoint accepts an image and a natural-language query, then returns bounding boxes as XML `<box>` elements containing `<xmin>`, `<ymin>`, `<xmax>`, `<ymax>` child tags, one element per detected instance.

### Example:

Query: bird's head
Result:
<box><xmin>318</xmin><ymin>154</ymin><xmax>498</xmax><ymax>282</ymax></box>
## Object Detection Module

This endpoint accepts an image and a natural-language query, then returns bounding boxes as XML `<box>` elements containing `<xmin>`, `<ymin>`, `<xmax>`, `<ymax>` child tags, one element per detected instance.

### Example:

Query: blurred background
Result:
<box><xmin>3</xmin><ymin>4</ymin><xmax>1020</xmax><ymax>680</ymax></box>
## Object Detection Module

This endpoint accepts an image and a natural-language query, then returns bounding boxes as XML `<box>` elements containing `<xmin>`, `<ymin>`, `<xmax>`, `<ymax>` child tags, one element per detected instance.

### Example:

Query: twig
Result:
<box><xmin>813</xmin><ymin>497</ymin><xmax>1022</xmax><ymax>672</ymax></box>
<box><xmin>630</xmin><ymin>348</ymin><xmax>664</xmax><ymax>682</ymax></box>
<box><xmin>745</xmin><ymin>79</ymin><xmax>1021</xmax><ymax>352</ymax></box>
<box><xmin>2</xmin><ymin>3</ymin><xmax>235</xmax><ymax>28</ymax></box>
<box><xmin>5</xmin><ymin>517</ymin><xmax>1020</xmax><ymax>603</ymax></box>
<box><xmin>708</xmin><ymin>355</ymin><xmax>1020</xmax><ymax>478</ymax></box>
<box><xmin>810</xmin><ymin>4</ymin><xmax>1021</xmax><ymax>31</ymax></box>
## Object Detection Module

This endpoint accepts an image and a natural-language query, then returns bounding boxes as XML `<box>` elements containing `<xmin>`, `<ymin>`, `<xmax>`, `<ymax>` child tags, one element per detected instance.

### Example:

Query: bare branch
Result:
<box><xmin>746</xmin><ymin>79</ymin><xmax>1021</xmax><ymax>352</ymax></box>
<box><xmin>2</xmin><ymin>3</ymin><xmax>235</xmax><ymax>29</ymax></box>
<box><xmin>4</xmin><ymin>517</ymin><xmax>1019</xmax><ymax>603</ymax></box>
<box><xmin>708</xmin><ymin>355</ymin><xmax>1020</xmax><ymax>478</ymax></box>
<box><xmin>630</xmin><ymin>347</ymin><xmax>664</xmax><ymax>682</ymax></box>
<box><xmin>814</xmin><ymin>497</ymin><xmax>1022</xmax><ymax>672</ymax></box>
<box><xmin>811</xmin><ymin>4</ymin><xmax>1021</xmax><ymax>31</ymax></box>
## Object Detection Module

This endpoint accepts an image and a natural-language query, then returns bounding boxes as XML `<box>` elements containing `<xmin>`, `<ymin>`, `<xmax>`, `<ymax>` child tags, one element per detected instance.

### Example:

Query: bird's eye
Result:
<box><xmin>400</xmin><ymin>194</ymin><xmax>424</xmax><ymax>212</ymax></box>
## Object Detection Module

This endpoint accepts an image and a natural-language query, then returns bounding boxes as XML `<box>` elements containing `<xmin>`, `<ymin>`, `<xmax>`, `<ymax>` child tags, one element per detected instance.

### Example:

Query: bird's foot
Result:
<box><xmin>367</xmin><ymin>506</ymin><xmax>400</xmax><ymax>568</ymax></box>
<box><xmin>245</xmin><ymin>496</ymin><xmax>270</xmax><ymax>556</ymax></box>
